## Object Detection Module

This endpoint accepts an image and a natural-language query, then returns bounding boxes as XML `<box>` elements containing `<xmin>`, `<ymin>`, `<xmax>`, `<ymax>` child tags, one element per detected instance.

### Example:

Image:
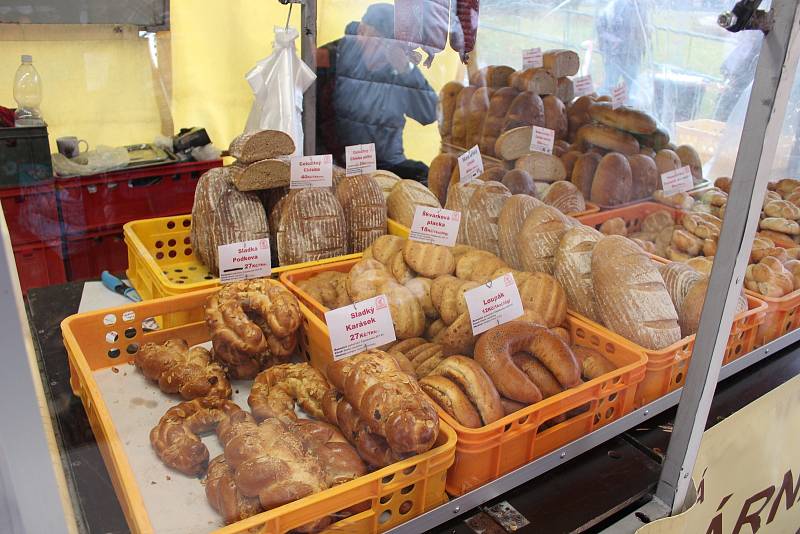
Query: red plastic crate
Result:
<box><xmin>57</xmin><ymin>160</ymin><xmax>221</xmax><ymax>234</ymax></box>
<box><xmin>65</xmin><ymin>227</ymin><xmax>128</xmax><ymax>281</ymax></box>
<box><xmin>12</xmin><ymin>240</ymin><xmax>67</xmax><ymax>294</ymax></box>
<box><xmin>0</xmin><ymin>182</ymin><xmax>61</xmax><ymax>245</ymax></box>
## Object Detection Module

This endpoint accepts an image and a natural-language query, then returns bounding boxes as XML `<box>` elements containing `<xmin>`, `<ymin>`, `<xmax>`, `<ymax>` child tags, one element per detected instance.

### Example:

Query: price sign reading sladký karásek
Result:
<box><xmin>325</xmin><ymin>294</ymin><xmax>397</xmax><ymax>360</ymax></box>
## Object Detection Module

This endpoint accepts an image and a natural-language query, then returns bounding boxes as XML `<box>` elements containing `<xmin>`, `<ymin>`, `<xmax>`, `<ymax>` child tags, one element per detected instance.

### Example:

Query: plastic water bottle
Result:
<box><xmin>13</xmin><ymin>55</ymin><xmax>45</xmax><ymax>127</ymax></box>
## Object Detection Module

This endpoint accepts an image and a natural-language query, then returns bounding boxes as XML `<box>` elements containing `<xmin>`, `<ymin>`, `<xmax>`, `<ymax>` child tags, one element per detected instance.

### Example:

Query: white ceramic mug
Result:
<box><xmin>56</xmin><ymin>136</ymin><xmax>89</xmax><ymax>158</ymax></box>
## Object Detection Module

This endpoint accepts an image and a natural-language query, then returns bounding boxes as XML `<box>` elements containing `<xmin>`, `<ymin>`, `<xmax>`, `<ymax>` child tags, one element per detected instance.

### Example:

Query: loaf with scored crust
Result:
<box><xmin>275</xmin><ymin>188</ymin><xmax>346</xmax><ymax>265</ymax></box>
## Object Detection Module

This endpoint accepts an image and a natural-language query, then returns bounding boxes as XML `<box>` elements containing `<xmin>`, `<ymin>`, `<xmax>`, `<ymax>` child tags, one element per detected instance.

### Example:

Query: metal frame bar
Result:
<box><xmin>656</xmin><ymin>0</ymin><xmax>800</xmax><ymax>514</ymax></box>
<box><xmin>386</xmin><ymin>329</ymin><xmax>800</xmax><ymax>533</ymax></box>
<box><xmin>301</xmin><ymin>0</ymin><xmax>317</xmax><ymax>156</ymax></box>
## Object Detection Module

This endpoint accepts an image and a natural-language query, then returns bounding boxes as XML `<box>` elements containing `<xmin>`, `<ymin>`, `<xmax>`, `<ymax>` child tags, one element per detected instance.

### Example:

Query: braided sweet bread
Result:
<box><xmin>149</xmin><ymin>396</ymin><xmax>243</xmax><ymax>475</ymax></box>
<box><xmin>134</xmin><ymin>339</ymin><xmax>231</xmax><ymax>399</ymax></box>
<box><xmin>205</xmin><ymin>279</ymin><xmax>302</xmax><ymax>379</ymax></box>
<box><xmin>205</xmin><ymin>455</ymin><xmax>263</xmax><ymax>524</ymax></box>
<box><xmin>247</xmin><ymin>363</ymin><xmax>330</xmax><ymax>421</ymax></box>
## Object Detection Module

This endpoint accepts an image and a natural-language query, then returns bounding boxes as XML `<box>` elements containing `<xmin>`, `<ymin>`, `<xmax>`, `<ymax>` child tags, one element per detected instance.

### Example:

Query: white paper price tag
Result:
<box><xmin>529</xmin><ymin>126</ymin><xmax>555</xmax><ymax>155</ymax></box>
<box><xmin>409</xmin><ymin>206</ymin><xmax>461</xmax><ymax>247</ymax></box>
<box><xmin>573</xmin><ymin>75</ymin><xmax>594</xmax><ymax>97</ymax></box>
<box><xmin>661</xmin><ymin>165</ymin><xmax>694</xmax><ymax>195</ymax></box>
<box><xmin>522</xmin><ymin>47</ymin><xmax>543</xmax><ymax>69</ymax></box>
<box><xmin>290</xmin><ymin>154</ymin><xmax>332</xmax><ymax>189</ymax></box>
<box><xmin>611</xmin><ymin>82</ymin><xmax>627</xmax><ymax>109</ymax></box>
<box><xmin>458</xmin><ymin>145</ymin><xmax>484</xmax><ymax>182</ymax></box>
<box><xmin>464</xmin><ymin>273</ymin><xmax>524</xmax><ymax>335</ymax></box>
<box><xmin>345</xmin><ymin>143</ymin><xmax>377</xmax><ymax>176</ymax></box>
<box><xmin>218</xmin><ymin>239</ymin><xmax>271</xmax><ymax>283</ymax></box>
<box><xmin>325</xmin><ymin>294</ymin><xmax>397</xmax><ymax>360</ymax></box>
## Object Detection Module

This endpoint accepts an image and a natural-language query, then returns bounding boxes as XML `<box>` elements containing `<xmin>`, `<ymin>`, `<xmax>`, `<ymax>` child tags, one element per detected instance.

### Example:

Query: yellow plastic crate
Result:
<box><xmin>125</xmin><ymin>214</ymin><xmax>404</xmax><ymax>327</ymax></box>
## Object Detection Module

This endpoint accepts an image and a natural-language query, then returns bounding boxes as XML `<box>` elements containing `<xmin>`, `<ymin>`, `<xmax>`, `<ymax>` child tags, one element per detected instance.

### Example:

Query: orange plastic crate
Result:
<box><xmin>577</xmin><ymin>202</ymin><xmax>682</xmax><ymax>234</ymax></box>
<box><xmin>281</xmin><ymin>259</ymin><xmax>648</xmax><ymax>495</ymax></box>
<box><xmin>746</xmin><ymin>288</ymin><xmax>800</xmax><ymax>347</ymax></box>
<box><xmin>61</xmin><ymin>284</ymin><xmax>456</xmax><ymax>534</ymax></box>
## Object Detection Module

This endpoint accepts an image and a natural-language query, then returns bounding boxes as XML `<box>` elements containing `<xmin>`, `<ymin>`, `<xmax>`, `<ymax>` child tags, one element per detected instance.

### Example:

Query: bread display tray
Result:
<box><xmin>124</xmin><ymin>214</ymin><xmax>407</xmax><ymax>328</ymax></box>
<box><xmin>279</xmin><ymin>257</ymin><xmax>647</xmax><ymax>495</ymax></box>
<box><xmin>61</xmin><ymin>283</ymin><xmax>456</xmax><ymax>534</ymax></box>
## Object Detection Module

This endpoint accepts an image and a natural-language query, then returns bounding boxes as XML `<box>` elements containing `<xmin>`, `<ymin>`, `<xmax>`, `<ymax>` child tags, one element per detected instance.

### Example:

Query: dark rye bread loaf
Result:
<box><xmin>228</xmin><ymin>130</ymin><xmax>295</xmax><ymax>163</ymax></box>
<box><xmin>335</xmin><ymin>174</ymin><xmax>387</xmax><ymax>253</ymax></box>
<box><xmin>191</xmin><ymin>166</ymin><xmax>269</xmax><ymax>275</ymax></box>
<box><xmin>275</xmin><ymin>188</ymin><xmax>347</xmax><ymax>265</ymax></box>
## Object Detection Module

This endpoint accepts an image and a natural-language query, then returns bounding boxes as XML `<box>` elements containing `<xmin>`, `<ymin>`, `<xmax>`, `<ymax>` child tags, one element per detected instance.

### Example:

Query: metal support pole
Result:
<box><xmin>301</xmin><ymin>0</ymin><xmax>317</xmax><ymax>156</ymax></box>
<box><xmin>656</xmin><ymin>0</ymin><xmax>800</xmax><ymax>514</ymax></box>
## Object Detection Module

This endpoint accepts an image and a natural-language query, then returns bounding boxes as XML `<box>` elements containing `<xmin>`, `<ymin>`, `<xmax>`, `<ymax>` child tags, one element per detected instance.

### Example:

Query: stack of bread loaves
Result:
<box><xmin>227</xmin><ymin>130</ymin><xmax>295</xmax><ymax>191</ymax></box>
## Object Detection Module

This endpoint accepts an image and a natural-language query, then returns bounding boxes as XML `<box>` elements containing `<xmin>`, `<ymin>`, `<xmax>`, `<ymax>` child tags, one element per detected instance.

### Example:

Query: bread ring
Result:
<box><xmin>760</xmin><ymin>217</ymin><xmax>800</xmax><ymax>235</ymax></box>
<box><xmin>430</xmin><ymin>355</ymin><xmax>504</xmax><ymax>425</ymax></box>
<box><xmin>672</xmin><ymin>229</ymin><xmax>703</xmax><ymax>255</ymax></box>
<box><xmin>135</xmin><ymin>339</ymin><xmax>231</xmax><ymax>400</ymax></box>
<box><xmin>415</xmin><ymin>353</ymin><xmax>446</xmax><ymax>378</ymax></box>
<box><xmin>576</xmin><ymin>123</ymin><xmax>640</xmax><ymax>155</ymax></box>
<box><xmin>247</xmin><ymin>363</ymin><xmax>330</xmax><ymax>421</ymax></box>
<box><xmin>572</xmin><ymin>346</ymin><xmax>616</xmax><ymax>380</ymax></box>
<box><xmin>420</xmin><ymin>375</ymin><xmax>482</xmax><ymax>428</ymax></box>
<box><xmin>474</xmin><ymin>321</ymin><xmax>581</xmax><ymax>403</ymax></box>
<box><xmin>764</xmin><ymin>200</ymin><xmax>800</xmax><ymax>220</ymax></box>
<box><xmin>511</xmin><ymin>352</ymin><xmax>563</xmax><ymax>398</ymax></box>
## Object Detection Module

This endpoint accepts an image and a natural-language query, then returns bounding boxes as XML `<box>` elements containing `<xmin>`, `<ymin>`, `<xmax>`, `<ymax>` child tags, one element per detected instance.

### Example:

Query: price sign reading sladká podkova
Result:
<box><xmin>325</xmin><ymin>294</ymin><xmax>397</xmax><ymax>360</ymax></box>
<box><xmin>409</xmin><ymin>206</ymin><xmax>461</xmax><ymax>247</ymax></box>
<box><xmin>464</xmin><ymin>273</ymin><xmax>524</xmax><ymax>335</ymax></box>
<box><xmin>217</xmin><ymin>239</ymin><xmax>272</xmax><ymax>283</ymax></box>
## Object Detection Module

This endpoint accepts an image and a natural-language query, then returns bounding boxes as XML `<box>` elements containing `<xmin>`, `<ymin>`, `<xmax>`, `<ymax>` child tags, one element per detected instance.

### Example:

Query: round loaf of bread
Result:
<box><xmin>592</xmin><ymin>236</ymin><xmax>681</xmax><ymax>350</ymax></box>
<box><xmin>543</xmin><ymin>95</ymin><xmax>568</xmax><ymax>140</ymax></box>
<box><xmin>542</xmin><ymin>180</ymin><xmax>586</xmax><ymax>215</ymax></box>
<box><xmin>501</xmin><ymin>169</ymin><xmax>537</xmax><ymax>196</ymax></box>
<box><xmin>570</xmin><ymin>152</ymin><xmax>601</xmax><ymax>198</ymax></box>
<box><xmin>463</xmin><ymin>181</ymin><xmax>512</xmax><ymax>254</ymax></box>
<box><xmin>588</xmin><ymin>102</ymin><xmax>657</xmax><ymax>135</ymax></box>
<box><xmin>502</xmin><ymin>91</ymin><xmax>545</xmax><ymax>131</ymax></box>
<box><xmin>517</xmin><ymin>272</ymin><xmax>568</xmax><ymax>327</ymax></box>
<box><xmin>518</xmin><ymin>205</ymin><xmax>577</xmax><ymax>273</ymax></box>
<box><xmin>655</xmin><ymin>149</ymin><xmax>682</xmax><ymax>175</ymax></box>
<box><xmin>275</xmin><ymin>188</ymin><xmax>346</xmax><ymax>266</ymax></box>
<box><xmin>335</xmin><ymin>174</ymin><xmax>387</xmax><ymax>254</ymax></box>
<box><xmin>370</xmin><ymin>234</ymin><xmax>406</xmax><ymax>265</ymax></box>
<box><xmin>515</xmin><ymin>152</ymin><xmax>567</xmax><ymax>183</ymax></box>
<box><xmin>403</xmin><ymin>241</ymin><xmax>455</xmax><ymax>278</ymax></box>
<box><xmin>577</xmin><ymin>123</ymin><xmax>640</xmax><ymax>155</ymax></box>
<box><xmin>554</xmin><ymin>225</ymin><xmax>604</xmax><ymax>323</ymax></box>
<box><xmin>498</xmin><ymin>194</ymin><xmax>543</xmax><ymax>269</ymax></box>
<box><xmin>628</xmin><ymin>154</ymin><xmax>659</xmax><ymax>200</ymax></box>
<box><xmin>427</xmin><ymin>153</ymin><xmax>459</xmax><ymax>206</ymax></box>
<box><xmin>387</xmin><ymin>179</ymin><xmax>441</xmax><ymax>227</ymax></box>
<box><xmin>477</xmin><ymin>166</ymin><xmax>507</xmax><ymax>182</ymax></box>
<box><xmin>591</xmin><ymin>153</ymin><xmax>633</xmax><ymax>206</ymax></box>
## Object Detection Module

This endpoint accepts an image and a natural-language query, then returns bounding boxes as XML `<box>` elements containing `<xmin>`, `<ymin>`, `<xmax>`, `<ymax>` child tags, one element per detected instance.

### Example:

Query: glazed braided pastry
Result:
<box><xmin>135</xmin><ymin>338</ymin><xmax>231</xmax><ymax>399</ymax></box>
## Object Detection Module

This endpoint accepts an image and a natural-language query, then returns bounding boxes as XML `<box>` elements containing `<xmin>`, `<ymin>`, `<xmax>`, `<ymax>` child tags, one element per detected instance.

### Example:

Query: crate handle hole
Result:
<box><xmin>590</xmin><ymin>335</ymin><xmax>600</xmax><ymax>346</ymax></box>
<box><xmin>675</xmin><ymin>372</ymin><xmax>684</xmax><ymax>384</ymax></box>
<box><xmin>593</xmin><ymin>413</ymin><xmax>601</xmax><ymax>424</ymax></box>
<box><xmin>400</xmin><ymin>484</ymin><xmax>414</xmax><ymax>495</ymax></box>
<box><xmin>402</xmin><ymin>466</ymin><xmax>416</xmax><ymax>476</ymax></box>
<box><xmin>605</xmin><ymin>343</ymin><xmax>615</xmax><ymax>354</ymax></box>
<box><xmin>517</xmin><ymin>415</ymin><xmax>529</xmax><ymax>425</ymax></box>
<box><xmin>168</xmin><ymin>239</ymin><xmax>176</xmax><ymax>247</ymax></box>
<box><xmin>608</xmin><ymin>392</ymin><xmax>618</xmax><ymax>402</ymax></box>
<box><xmin>378</xmin><ymin>510</ymin><xmax>392</xmax><ymax>524</ymax></box>
<box><xmin>174</xmin><ymin>268</ymin><xmax>183</xmax><ymax>273</ymax></box>
<box><xmin>182</xmin><ymin>219</ymin><xmax>190</xmax><ymax>227</ymax></box>
<box><xmin>156</xmin><ymin>252</ymin><xmax>164</xmax><ymax>260</ymax></box>
<box><xmin>155</xmin><ymin>240</ymin><xmax>164</xmax><ymax>249</ymax></box>
<box><xmin>605</xmin><ymin>407</ymin><xmax>614</xmax><ymax>419</ymax></box>
<box><xmin>108</xmin><ymin>348</ymin><xmax>121</xmax><ymax>359</ymax></box>
<box><xmin>168</xmin><ymin>250</ymin><xmax>177</xmax><ymax>258</ymax></box>
<box><xmin>183</xmin><ymin>237</ymin><xmax>191</xmax><ymax>245</ymax></box>
<box><xmin>399</xmin><ymin>501</ymin><xmax>413</xmax><ymax>515</ymax></box>
<box><xmin>124</xmin><ymin>327</ymin><xmax>137</xmax><ymax>339</ymax></box>
<box><xmin>166</xmin><ymin>221</ymin><xmax>175</xmax><ymax>229</ymax></box>
<box><xmin>126</xmin><ymin>343</ymin><xmax>139</xmax><ymax>355</ymax></box>
<box><xmin>381</xmin><ymin>474</ymin><xmax>394</xmax><ymax>484</ymax></box>
<box><xmin>103</xmin><ymin>314</ymin><xmax>116</xmax><ymax>326</ymax></box>
<box><xmin>612</xmin><ymin>376</ymin><xmax>621</xmax><ymax>384</ymax></box>
<box><xmin>105</xmin><ymin>331</ymin><xmax>119</xmax><ymax>343</ymax></box>
<box><xmin>184</xmin><ymin>248</ymin><xmax>192</xmax><ymax>256</ymax></box>
<box><xmin>379</xmin><ymin>495</ymin><xmax>392</xmax><ymax>504</ymax></box>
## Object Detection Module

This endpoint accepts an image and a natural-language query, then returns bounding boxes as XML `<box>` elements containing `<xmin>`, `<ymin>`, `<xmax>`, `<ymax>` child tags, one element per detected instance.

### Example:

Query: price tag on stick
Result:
<box><xmin>345</xmin><ymin>143</ymin><xmax>377</xmax><ymax>176</ymax></box>
<box><xmin>464</xmin><ymin>273</ymin><xmax>525</xmax><ymax>335</ymax></box>
<box><xmin>409</xmin><ymin>206</ymin><xmax>461</xmax><ymax>247</ymax></box>
<box><xmin>661</xmin><ymin>165</ymin><xmax>694</xmax><ymax>195</ymax></box>
<box><xmin>611</xmin><ymin>81</ymin><xmax>627</xmax><ymax>109</ymax></box>
<box><xmin>290</xmin><ymin>154</ymin><xmax>333</xmax><ymax>189</ymax></box>
<box><xmin>218</xmin><ymin>239</ymin><xmax>272</xmax><ymax>283</ymax></box>
<box><xmin>522</xmin><ymin>47</ymin><xmax>543</xmax><ymax>69</ymax></box>
<box><xmin>325</xmin><ymin>294</ymin><xmax>397</xmax><ymax>360</ymax></box>
<box><xmin>529</xmin><ymin>126</ymin><xmax>555</xmax><ymax>155</ymax></box>
<box><xmin>573</xmin><ymin>75</ymin><xmax>594</xmax><ymax>97</ymax></box>
<box><xmin>458</xmin><ymin>145</ymin><xmax>484</xmax><ymax>182</ymax></box>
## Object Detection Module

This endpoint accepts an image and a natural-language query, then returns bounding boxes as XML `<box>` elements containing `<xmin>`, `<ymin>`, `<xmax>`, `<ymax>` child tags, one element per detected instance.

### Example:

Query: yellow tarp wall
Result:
<box><xmin>2</xmin><ymin>1</ymin><xmax>463</xmax><ymax>164</ymax></box>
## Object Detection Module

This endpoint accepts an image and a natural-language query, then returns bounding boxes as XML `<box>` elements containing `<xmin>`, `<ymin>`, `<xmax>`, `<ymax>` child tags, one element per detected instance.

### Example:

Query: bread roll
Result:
<box><xmin>592</xmin><ymin>236</ymin><xmax>681</xmax><ymax>349</ymax></box>
<box><xmin>543</xmin><ymin>96</ymin><xmax>568</xmax><ymax>140</ymax></box>
<box><xmin>570</xmin><ymin>152</ymin><xmax>601</xmax><ymax>198</ymax></box>
<box><xmin>543</xmin><ymin>180</ymin><xmax>586</xmax><ymax>215</ymax></box>
<box><xmin>519</xmin><ymin>205</ymin><xmax>577</xmax><ymax>273</ymax></box>
<box><xmin>628</xmin><ymin>154</ymin><xmax>659</xmax><ymax>200</ymax></box>
<box><xmin>676</xmin><ymin>145</ymin><xmax>703</xmax><ymax>181</ymax></box>
<box><xmin>498</xmin><ymin>194</ymin><xmax>543</xmax><ymax>269</ymax></box>
<box><xmin>655</xmin><ymin>149</ymin><xmax>682</xmax><ymax>175</ymax></box>
<box><xmin>517</xmin><ymin>272</ymin><xmax>568</xmax><ymax>327</ymax></box>
<box><xmin>387</xmin><ymin>179</ymin><xmax>441</xmax><ymax>227</ymax></box>
<box><xmin>577</xmin><ymin>124</ymin><xmax>640</xmax><ymax>155</ymax></box>
<box><xmin>438</xmin><ymin>81</ymin><xmax>464</xmax><ymax>141</ymax></box>
<box><xmin>466</xmin><ymin>87</ymin><xmax>494</xmax><ymax>148</ymax></box>
<box><xmin>463</xmin><ymin>181</ymin><xmax>512</xmax><ymax>254</ymax></box>
<box><xmin>427</xmin><ymin>153</ymin><xmax>459</xmax><ymax>205</ymax></box>
<box><xmin>451</xmin><ymin>86</ymin><xmax>477</xmax><ymax>147</ymax></box>
<box><xmin>480</xmin><ymin>87</ymin><xmax>520</xmax><ymax>157</ymax></box>
<box><xmin>515</xmin><ymin>152</ymin><xmax>567</xmax><ymax>183</ymax></box>
<box><xmin>502</xmin><ymin>91</ymin><xmax>545</xmax><ymax>132</ymax></box>
<box><xmin>513</xmin><ymin>68</ymin><xmax>557</xmax><ymax>95</ymax></box>
<box><xmin>403</xmin><ymin>241</ymin><xmax>455</xmax><ymax>278</ymax></box>
<box><xmin>335</xmin><ymin>174</ymin><xmax>387</xmax><ymax>253</ymax></box>
<box><xmin>588</xmin><ymin>103</ymin><xmax>657</xmax><ymax>135</ymax></box>
<box><xmin>591</xmin><ymin>153</ymin><xmax>633</xmax><ymax>206</ymax></box>
<box><xmin>554</xmin><ymin>225</ymin><xmax>604</xmax><ymax>323</ymax></box>
<box><xmin>543</xmin><ymin>49</ymin><xmax>580</xmax><ymax>77</ymax></box>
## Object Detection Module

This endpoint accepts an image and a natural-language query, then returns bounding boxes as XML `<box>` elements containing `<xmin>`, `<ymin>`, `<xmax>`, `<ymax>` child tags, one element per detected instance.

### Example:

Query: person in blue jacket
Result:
<box><xmin>316</xmin><ymin>3</ymin><xmax>438</xmax><ymax>183</ymax></box>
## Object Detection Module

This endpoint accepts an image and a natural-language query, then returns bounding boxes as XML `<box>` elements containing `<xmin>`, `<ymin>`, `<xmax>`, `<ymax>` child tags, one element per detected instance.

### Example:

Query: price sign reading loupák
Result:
<box><xmin>661</xmin><ymin>165</ymin><xmax>694</xmax><ymax>195</ymax></box>
<box><xmin>529</xmin><ymin>126</ymin><xmax>555</xmax><ymax>154</ymax></box>
<box><xmin>345</xmin><ymin>143</ymin><xmax>377</xmax><ymax>176</ymax></box>
<box><xmin>464</xmin><ymin>273</ymin><xmax>524</xmax><ymax>335</ymax></box>
<box><xmin>325</xmin><ymin>294</ymin><xmax>396</xmax><ymax>360</ymax></box>
<box><xmin>409</xmin><ymin>206</ymin><xmax>460</xmax><ymax>247</ymax></box>
<box><xmin>290</xmin><ymin>154</ymin><xmax>332</xmax><ymax>189</ymax></box>
<box><xmin>573</xmin><ymin>75</ymin><xmax>594</xmax><ymax>97</ymax></box>
<box><xmin>522</xmin><ymin>47</ymin><xmax>543</xmax><ymax>69</ymax></box>
<box><xmin>458</xmin><ymin>145</ymin><xmax>484</xmax><ymax>182</ymax></box>
<box><xmin>218</xmin><ymin>239</ymin><xmax>271</xmax><ymax>283</ymax></box>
